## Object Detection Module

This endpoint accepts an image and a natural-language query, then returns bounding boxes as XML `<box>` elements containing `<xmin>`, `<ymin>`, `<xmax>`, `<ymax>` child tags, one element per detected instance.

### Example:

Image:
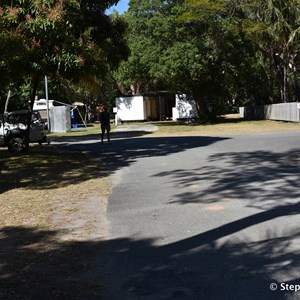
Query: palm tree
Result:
<box><xmin>241</xmin><ymin>0</ymin><xmax>300</xmax><ymax>102</ymax></box>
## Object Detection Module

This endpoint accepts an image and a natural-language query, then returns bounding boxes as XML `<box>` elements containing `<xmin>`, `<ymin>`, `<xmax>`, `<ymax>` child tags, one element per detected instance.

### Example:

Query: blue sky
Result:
<box><xmin>106</xmin><ymin>0</ymin><xmax>129</xmax><ymax>14</ymax></box>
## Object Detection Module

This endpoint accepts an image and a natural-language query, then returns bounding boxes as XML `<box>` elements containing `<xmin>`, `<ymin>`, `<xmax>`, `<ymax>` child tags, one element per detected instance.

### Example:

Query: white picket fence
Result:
<box><xmin>239</xmin><ymin>102</ymin><xmax>300</xmax><ymax>122</ymax></box>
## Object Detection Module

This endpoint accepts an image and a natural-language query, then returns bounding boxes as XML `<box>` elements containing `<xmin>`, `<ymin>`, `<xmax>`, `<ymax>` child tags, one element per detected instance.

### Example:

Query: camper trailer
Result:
<box><xmin>33</xmin><ymin>98</ymin><xmax>54</xmax><ymax>125</ymax></box>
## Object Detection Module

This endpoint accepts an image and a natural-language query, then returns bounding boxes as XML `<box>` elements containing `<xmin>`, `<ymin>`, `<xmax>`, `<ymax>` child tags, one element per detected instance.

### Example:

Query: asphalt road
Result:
<box><xmin>53</xmin><ymin>129</ymin><xmax>300</xmax><ymax>299</ymax></box>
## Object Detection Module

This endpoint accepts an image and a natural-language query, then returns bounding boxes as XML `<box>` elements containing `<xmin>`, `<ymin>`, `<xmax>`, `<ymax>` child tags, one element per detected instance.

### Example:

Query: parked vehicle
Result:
<box><xmin>0</xmin><ymin>110</ymin><xmax>48</xmax><ymax>152</ymax></box>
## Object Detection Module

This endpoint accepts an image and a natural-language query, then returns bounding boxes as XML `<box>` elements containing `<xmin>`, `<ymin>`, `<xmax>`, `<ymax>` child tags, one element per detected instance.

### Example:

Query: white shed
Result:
<box><xmin>173</xmin><ymin>94</ymin><xmax>198</xmax><ymax>120</ymax></box>
<box><xmin>116</xmin><ymin>96</ymin><xmax>145</xmax><ymax>121</ymax></box>
<box><xmin>115</xmin><ymin>94</ymin><xmax>198</xmax><ymax>122</ymax></box>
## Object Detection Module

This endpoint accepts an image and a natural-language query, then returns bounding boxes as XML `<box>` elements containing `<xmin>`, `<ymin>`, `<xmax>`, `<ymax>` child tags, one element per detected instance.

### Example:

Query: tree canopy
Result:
<box><xmin>0</xmin><ymin>0</ymin><xmax>128</xmax><ymax>111</ymax></box>
<box><xmin>237</xmin><ymin>0</ymin><xmax>300</xmax><ymax>103</ymax></box>
<box><xmin>114</xmin><ymin>0</ymin><xmax>267</xmax><ymax>120</ymax></box>
<box><xmin>114</xmin><ymin>0</ymin><xmax>300</xmax><ymax>120</ymax></box>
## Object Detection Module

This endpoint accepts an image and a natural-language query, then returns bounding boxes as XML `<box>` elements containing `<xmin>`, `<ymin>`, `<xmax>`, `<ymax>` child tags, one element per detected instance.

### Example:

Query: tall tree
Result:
<box><xmin>0</xmin><ymin>0</ymin><xmax>128</xmax><ymax>112</ymax></box>
<box><xmin>200</xmin><ymin>0</ymin><xmax>300</xmax><ymax>103</ymax></box>
<box><xmin>119</xmin><ymin>0</ymin><xmax>266</xmax><ymax>120</ymax></box>
<box><xmin>237</xmin><ymin>0</ymin><xmax>300</xmax><ymax>102</ymax></box>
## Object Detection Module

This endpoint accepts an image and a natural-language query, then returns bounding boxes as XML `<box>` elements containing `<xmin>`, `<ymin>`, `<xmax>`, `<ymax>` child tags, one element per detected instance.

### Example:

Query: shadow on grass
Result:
<box><xmin>212</xmin><ymin>115</ymin><xmax>245</xmax><ymax>124</ymax></box>
<box><xmin>0</xmin><ymin>226</ymin><xmax>107</xmax><ymax>300</ymax></box>
<box><xmin>148</xmin><ymin>116</ymin><xmax>245</xmax><ymax>127</ymax></box>
<box><xmin>1</xmin><ymin>201</ymin><xmax>300</xmax><ymax>300</ymax></box>
<box><xmin>0</xmin><ymin>149</ymin><xmax>108</xmax><ymax>194</ymax></box>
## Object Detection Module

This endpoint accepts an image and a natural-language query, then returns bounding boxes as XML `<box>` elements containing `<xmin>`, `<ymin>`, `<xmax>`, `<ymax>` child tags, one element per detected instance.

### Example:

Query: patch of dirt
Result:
<box><xmin>52</xmin><ymin>194</ymin><xmax>108</xmax><ymax>241</ymax></box>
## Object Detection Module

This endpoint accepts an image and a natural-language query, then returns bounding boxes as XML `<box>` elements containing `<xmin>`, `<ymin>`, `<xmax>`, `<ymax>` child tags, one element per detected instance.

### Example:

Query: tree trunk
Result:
<box><xmin>278</xmin><ymin>48</ymin><xmax>289</xmax><ymax>103</ymax></box>
<box><xmin>25</xmin><ymin>75</ymin><xmax>41</xmax><ymax>148</ymax></box>
<box><xmin>191</xmin><ymin>87</ymin><xmax>214</xmax><ymax>122</ymax></box>
<box><xmin>4</xmin><ymin>90</ymin><xmax>11</xmax><ymax>113</ymax></box>
<box><xmin>262</xmin><ymin>55</ymin><xmax>274</xmax><ymax>103</ymax></box>
<box><xmin>283</xmin><ymin>49</ymin><xmax>288</xmax><ymax>102</ymax></box>
<box><xmin>293</xmin><ymin>71</ymin><xmax>300</xmax><ymax>101</ymax></box>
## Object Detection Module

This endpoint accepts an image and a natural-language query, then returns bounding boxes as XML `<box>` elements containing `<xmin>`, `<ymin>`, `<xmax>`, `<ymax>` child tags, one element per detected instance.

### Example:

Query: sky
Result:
<box><xmin>106</xmin><ymin>0</ymin><xmax>129</xmax><ymax>14</ymax></box>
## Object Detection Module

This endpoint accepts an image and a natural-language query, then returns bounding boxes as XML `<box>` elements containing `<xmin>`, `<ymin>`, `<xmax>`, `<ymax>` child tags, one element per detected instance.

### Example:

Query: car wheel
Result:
<box><xmin>8</xmin><ymin>137</ymin><xmax>28</xmax><ymax>153</ymax></box>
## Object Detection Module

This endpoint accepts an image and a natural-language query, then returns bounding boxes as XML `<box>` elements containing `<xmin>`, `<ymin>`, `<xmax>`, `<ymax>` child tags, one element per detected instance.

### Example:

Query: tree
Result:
<box><xmin>179</xmin><ymin>0</ymin><xmax>272</xmax><ymax>109</ymax></box>
<box><xmin>118</xmin><ymin>0</ymin><xmax>267</xmax><ymax>120</ymax></box>
<box><xmin>206</xmin><ymin>0</ymin><xmax>300</xmax><ymax>104</ymax></box>
<box><xmin>113</xmin><ymin>9</ymin><xmax>162</xmax><ymax>96</ymax></box>
<box><xmin>0</xmin><ymin>4</ymin><xmax>29</xmax><ymax>104</ymax></box>
<box><xmin>0</xmin><ymin>0</ymin><xmax>128</xmax><ymax>132</ymax></box>
<box><xmin>236</xmin><ymin>0</ymin><xmax>300</xmax><ymax>103</ymax></box>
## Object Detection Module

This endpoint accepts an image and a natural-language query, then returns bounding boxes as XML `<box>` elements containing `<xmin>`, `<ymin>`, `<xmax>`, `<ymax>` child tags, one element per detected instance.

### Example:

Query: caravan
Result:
<box><xmin>33</xmin><ymin>98</ymin><xmax>54</xmax><ymax>128</ymax></box>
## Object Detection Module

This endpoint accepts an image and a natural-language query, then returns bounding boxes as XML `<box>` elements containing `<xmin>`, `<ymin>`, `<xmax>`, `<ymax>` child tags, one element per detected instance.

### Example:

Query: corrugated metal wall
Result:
<box><xmin>265</xmin><ymin>103</ymin><xmax>299</xmax><ymax>122</ymax></box>
<box><xmin>240</xmin><ymin>102</ymin><xmax>300</xmax><ymax>122</ymax></box>
<box><xmin>50</xmin><ymin>106</ymin><xmax>71</xmax><ymax>132</ymax></box>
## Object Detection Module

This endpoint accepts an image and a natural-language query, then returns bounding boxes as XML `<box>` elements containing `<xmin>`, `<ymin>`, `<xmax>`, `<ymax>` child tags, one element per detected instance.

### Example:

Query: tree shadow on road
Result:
<box><xmin>46</xmin><ymin>135</ymin><xmax>230</xmax><ymax>179</ymax></box>
<box><xmin>65</xmin><ymin>135</ymin><xmax>230</xmax><ymax>171</ymax></box>
<box><xmin>49</xmin><ymin>130</ymin><xmax>154</xmax><ymax>144</ymax></box>
<box><xmin>1</xmin><ymin>203</ymin><xmax>299</xmax><ymax>300</ymax></box>
<box><xmin>153</xmin><ymin>148</ymin><xmax>300</xmax><ymax>210</ymax></box>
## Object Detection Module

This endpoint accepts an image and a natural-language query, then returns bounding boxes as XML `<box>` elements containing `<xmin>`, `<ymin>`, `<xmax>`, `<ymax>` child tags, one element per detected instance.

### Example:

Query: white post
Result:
<box><xmin>45</xmin><ymin>76</ymin><xmax>50</xmax><ymax>132</ymax></box>
<box><xmin>113</xmin><ymin>107</ymin><xmax>118</xmax><ymax>125</ymax></box>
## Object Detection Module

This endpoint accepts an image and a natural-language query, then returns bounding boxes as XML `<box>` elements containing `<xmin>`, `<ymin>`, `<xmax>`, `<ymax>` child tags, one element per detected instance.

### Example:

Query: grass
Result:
<box><xmin>0</xmin><ymin>148</ymin><xmax>111</xmax><ymax>299</ymax></box>
<box><xmin>48</xmin><ymin>115</ymin><xmax>300</xmax><ymax>139</ymax></box>
<box><xmin>148</xmin><ymin>115</ymin><xmax>300</xmax><ymax>136</ymax></box>
<box><xmin>0</xmin><ymin>148</ymin><xmax>110</xmax><ymax>228</ymax></box>
<box><xmin>48</xmin><ymin>123</ymin><xmax>101</xmax><ymax>137</ymax></box>
<box><xmin>47</xmin><ymin>122</ymin><xmax>116</xmax><ymax>138</ymax></box>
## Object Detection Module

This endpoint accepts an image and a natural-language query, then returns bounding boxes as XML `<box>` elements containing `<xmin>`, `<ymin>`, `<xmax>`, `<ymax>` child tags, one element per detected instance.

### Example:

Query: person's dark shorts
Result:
<box><xmin>101</xmin><ymin>124</ymin><xmax>111</xmax><ymax>132</ymax></box>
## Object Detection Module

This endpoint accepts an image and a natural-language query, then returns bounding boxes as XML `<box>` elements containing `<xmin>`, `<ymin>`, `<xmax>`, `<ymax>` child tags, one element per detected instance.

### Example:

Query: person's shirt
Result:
<box><xmin>100</xmin><ymin>111</ymin><xmax>110</xmax><ymax>126</ymax></box>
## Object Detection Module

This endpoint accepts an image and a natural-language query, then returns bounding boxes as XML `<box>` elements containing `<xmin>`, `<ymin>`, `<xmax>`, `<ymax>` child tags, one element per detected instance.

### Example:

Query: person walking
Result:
<box><xmin>99</xmin><ymin>105</ymin><xmax>111</xmax><ymax>144</ymax></box>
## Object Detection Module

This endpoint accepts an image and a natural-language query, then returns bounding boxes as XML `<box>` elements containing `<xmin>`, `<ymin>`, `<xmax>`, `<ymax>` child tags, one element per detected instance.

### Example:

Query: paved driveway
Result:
<box><xmin>53</xmin><ymin>129</ymin><xmax>300</xmax><ymax>299</ymax></box>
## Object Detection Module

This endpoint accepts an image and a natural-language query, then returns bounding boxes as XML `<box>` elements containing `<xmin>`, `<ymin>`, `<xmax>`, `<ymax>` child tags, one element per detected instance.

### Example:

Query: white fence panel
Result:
<box><xmin>264</xmin><ymin>102</ymin><xmax>299</xmax><ymax>122</ymax></box>
<box><xmin>240</xmin><ymin>102</ymin><xmax>300</xmax><ymax>122</ymax></box>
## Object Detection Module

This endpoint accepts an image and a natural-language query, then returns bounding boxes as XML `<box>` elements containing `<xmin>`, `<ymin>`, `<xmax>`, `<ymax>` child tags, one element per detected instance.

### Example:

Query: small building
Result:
<box><xmin>50</xmin><ymin>106</ymin><xmax>71</xmax><ymax>133</ymax></box>
<box><xmin>115</xmin><ymin>94</ymin><xmax>198</xmax><ymax>122</ymax></box>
